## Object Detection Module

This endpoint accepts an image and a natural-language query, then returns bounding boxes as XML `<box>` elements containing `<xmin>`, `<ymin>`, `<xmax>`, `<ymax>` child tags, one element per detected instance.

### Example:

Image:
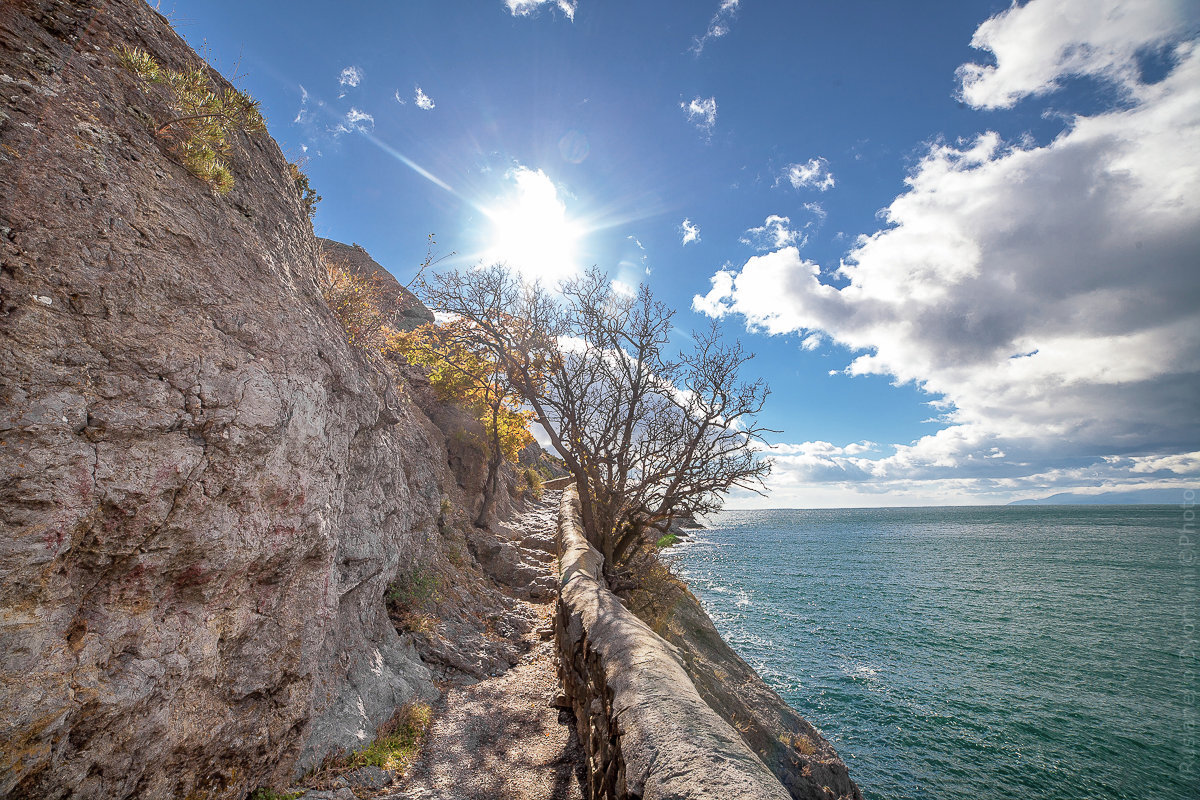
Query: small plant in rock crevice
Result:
<box><xmin>287</xmin><ymin>158</ymin><xmax>321</xmax><ymax>219</ymax></box>
<box><xmin>790</xmin><ymin>732</ymin><xmax>819</xmax><ymax>757</ymax></box>
<box><xmin>247</xmin><ymin>789</ymin><xmax>303</xmax><ymax>800</ymax></box>
<box><xmin>386</xmin><ymin>567</ymin><xmax>440</xmax><ymax>609</ymax></box>
<box><xmin>115</xmin><ymin>45</ymin><xmax>265</xmax><ymax>193</ymax></box>
<box><xmin>299</xmin><ymin>702</ymin><xmax>434</xmax><ymax>789</ymax></box>
<box><xmin>386</xmin><ymin>567</ymin><xmax>441</xmax><ymax>633</ymax></box>
<box><xmin>520</xmin><ymin>466</ymin><xmax>544</xmax><ymax>501</ymax></box>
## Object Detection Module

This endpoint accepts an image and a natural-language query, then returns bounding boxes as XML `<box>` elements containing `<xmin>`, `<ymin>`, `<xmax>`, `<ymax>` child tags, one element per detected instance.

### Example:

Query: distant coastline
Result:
<box><xmin>1007</xmin><ymin>488</ymin><xmax>1195</xmax><ymax>505</ymax></box>
<box><xmin>716</xmin><ymin>487</ymin><xmax>1196</xmax><ymax>512</ymax></box>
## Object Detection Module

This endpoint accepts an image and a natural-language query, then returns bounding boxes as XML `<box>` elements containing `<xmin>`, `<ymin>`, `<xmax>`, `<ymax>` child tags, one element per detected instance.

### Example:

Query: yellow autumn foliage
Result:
<box><xmin>387</xmin><ymin>320</ymin><xmax>533</xmax><ymax>462</ymax></box>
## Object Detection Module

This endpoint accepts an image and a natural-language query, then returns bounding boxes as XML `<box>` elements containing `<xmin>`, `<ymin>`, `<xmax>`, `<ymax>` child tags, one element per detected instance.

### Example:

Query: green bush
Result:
<box><xmin>287</xmin><ymin>159</ymin><xmax>321</xmax><ymax>219</ymax></box>
<box><xmin>655</xmin><ymin>533</ymin><xmax>679</xmax><ymax>549</ymax></box>
<box><xmin>521</xmin><ymin>466</ymin><xmax>544</xmax><ymax>500</ymax></box>
<box><xmin>386</xmin><ymin>567</ymin><xmax>440</xmax><ymax>612</ymax></box>
<box><xmin>115</xmin><ymin>45</ymin><xmax>264</xmax><ymax>193</ymax></box>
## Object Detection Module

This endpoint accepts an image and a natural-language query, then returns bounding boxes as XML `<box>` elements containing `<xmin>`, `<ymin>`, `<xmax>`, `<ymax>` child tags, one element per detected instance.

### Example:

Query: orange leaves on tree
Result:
<box><xmin>386</xmin><ymin>320</ymin><xmax>532</xmax><ymax>462</ymax></box>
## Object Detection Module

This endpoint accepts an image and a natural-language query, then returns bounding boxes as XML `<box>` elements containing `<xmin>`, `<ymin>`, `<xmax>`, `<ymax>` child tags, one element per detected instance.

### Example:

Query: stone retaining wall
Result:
<box><xmin>542</xmin><ymin>475</ymin><xmax>575</xmax><ymax>491</ymax></box>
<box><xmin>553</xmin><ymin>486</ymin><xmax>792</xmax><ymax>800</ymax></box>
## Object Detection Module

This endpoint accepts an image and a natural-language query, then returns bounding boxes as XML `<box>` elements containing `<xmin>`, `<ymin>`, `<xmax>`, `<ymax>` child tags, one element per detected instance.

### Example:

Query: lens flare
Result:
<box><xmin>483</xmin><ymin>167</ymin><xmax>582</xmax><ymax>285</ymax></box>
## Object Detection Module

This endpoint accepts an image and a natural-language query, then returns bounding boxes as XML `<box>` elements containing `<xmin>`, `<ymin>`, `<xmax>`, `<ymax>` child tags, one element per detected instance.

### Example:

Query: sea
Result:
<box><xmin>667</xmin><ymin>505</ymin><xmax>1198</xmax><ymax>800</ymax></box>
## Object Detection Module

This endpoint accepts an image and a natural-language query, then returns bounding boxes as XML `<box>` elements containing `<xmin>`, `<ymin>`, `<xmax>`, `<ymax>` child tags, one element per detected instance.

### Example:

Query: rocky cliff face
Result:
<box><xmin>316</xmin><ymin>238</ymin><xmax>434</xmax><ymax>332</ymax></box>
<box><xmin>0</xmin><ymin>2</ymin><xmax>500</xmax><ymax>797</ymax></box>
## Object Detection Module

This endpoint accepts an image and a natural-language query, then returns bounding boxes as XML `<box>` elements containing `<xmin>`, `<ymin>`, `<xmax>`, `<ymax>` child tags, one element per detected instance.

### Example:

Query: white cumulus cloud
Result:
<box><xmin>679</xmin><ymin>218</ymin><xmax>701</xmax><ymax>245</ymax></box>
<box><xmin>506</xmin><ymin>0</ymin><xmax>576</xmax><ymax>20</ymax></box>
<box><xmin>681</xmin><ymin>96</ymin><xmax>718</xmax><ymax>136</ymax></box>
<box><xmin>741</xmin><ymin>214</ymin><xmax>803</xmax><ymax>251</ymax></box>
<box><xmin>957</xmin><ymin>0</ymin><xmax>1191</xmax><ymax>109</ymax></box>
<box><xmin>779</xmin><ymin>158</ymin><xmax>835</xmax><ymax>191</ymax></box>
<box><xmin>414</xmin><ymin>86</ymin><xmax>435</xmax><ymax>110</ymax></box>
<box><xmin>697</xmin><ymin>9</ymin><xmax>1200</xmax><ymax>503</ymax></box>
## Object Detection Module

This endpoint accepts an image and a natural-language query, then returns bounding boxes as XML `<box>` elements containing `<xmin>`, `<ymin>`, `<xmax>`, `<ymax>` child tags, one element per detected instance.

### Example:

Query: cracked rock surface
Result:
<box><xmin>0</xmin><ymin>2</ymin><xmax>455</xmax><ymax>797</ymax></box>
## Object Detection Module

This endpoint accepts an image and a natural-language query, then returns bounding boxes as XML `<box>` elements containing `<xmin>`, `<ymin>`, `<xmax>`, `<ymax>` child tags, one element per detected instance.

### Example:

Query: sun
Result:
<box><xmin>482</xmin><ymin>167</ymin><xmax>582</xmax><ymax>285</ymax></box>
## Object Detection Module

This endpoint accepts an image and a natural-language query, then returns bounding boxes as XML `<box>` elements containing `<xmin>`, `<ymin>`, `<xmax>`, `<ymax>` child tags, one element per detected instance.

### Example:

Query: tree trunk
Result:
<box><xmin>474</xmin><ymin>402</ymin><xmax>503</xmax><ymax>527</ymax></box>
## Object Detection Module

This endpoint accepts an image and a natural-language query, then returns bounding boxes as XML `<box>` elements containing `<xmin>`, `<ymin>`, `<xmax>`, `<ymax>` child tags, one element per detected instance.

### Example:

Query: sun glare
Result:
<box><xmin>483</xmin><ymin>167</ymin><xmax>582</xmax><ymax>285</ymax></box>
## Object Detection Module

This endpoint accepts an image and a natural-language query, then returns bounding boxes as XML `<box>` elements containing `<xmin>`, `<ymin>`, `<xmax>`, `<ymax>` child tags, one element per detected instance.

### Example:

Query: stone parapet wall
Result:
<box><xmin>553</xmin><ymin>486</ymin><xmax>792</xmax><ymax>800</ymax></box>
<box><xmin>542</xmin><ymin>475</ymin><xmax>575</xmax><ymax>491</ymax></box>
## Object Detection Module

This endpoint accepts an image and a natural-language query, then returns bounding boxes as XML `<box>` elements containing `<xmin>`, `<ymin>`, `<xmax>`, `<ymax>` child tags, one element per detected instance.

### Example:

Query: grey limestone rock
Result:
<box><xmin>297</xmin><ymin>790</ymin><xmax>357</xmax><ymax>800</ymax></box>
<box><xmin>343</xmin><ymin>765</ymin><xmax>394</xmax><ymax>789</ymax></box>
<box><xmin>0</xmin><ymin>1</ymin><xmax>454</xmax><ymax>797</ymax></box>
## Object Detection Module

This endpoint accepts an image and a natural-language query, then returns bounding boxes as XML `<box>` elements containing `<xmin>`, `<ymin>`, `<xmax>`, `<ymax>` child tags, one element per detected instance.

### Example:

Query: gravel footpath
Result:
<box><xmin>385</xmin><ymin>496</ymin><xmax>585</xmax><ymax>800</ymax></box>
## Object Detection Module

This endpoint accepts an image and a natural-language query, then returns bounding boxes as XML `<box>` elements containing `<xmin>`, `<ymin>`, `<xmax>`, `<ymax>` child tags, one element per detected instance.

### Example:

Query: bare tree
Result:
<box><xmin>421</xmin><ymin>266</ymin><xmax>771</xmax><ymax>568</ymax></box>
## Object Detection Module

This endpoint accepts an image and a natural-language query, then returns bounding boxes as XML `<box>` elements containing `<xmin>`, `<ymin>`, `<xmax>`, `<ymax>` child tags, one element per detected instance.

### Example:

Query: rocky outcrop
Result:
<box><xmin>317</xmin><ymin>238</ymin><xmax>433</xmax><ymax>331</ymax></box>
<box><xmin>0</xmin><ymin>2</ymin><xmax>472</xmax><ymax>797</ymax></box>
<box><xmin>554</xmin><ymin>486</ymin><xmax>792</xmax><ymax>800</ymax></box>
<box><xmin>660</xmin><ymin>591</ymin><xmax>863</xmax><ymax>800</ymax></box>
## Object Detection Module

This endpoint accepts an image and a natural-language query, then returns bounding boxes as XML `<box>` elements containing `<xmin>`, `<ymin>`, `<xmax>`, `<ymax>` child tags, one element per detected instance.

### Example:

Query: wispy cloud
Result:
<box><xmin>505</xmin><ymin>0</ymin><xmax>576</xmax><ymax>20</ymax></box>
<box><xmin>680</xmin><ymin>96</ymin><xmax>717</xmax><ymax>136</ymax></box>
<box><xmin>393</xmin><ymin>90</ymin><xmax>406</xmax><ymax>105</ymax></box>
<box><xmin>741</xmin><ymin>214</ymin><xmax>802</xmax><ymax>251</ymax></box>
<box><xmin>803</xmin><ymin>202</ymin><xmax>827</xmax><ymax>220</ymax></box>
<box><xmin>692</xmin><ymin>0</ymin><xmax>740</xmax><ymax>55</ymax></box>
<box><xmin>679</xmin><ymin>218</ymin><xmax>701</xmax><ymax>245</ymax></box>
<box><xmin>335</xmin><ymin>107</ymin><xmax>374</xmax><ymax>134</ymax></box>
<box><xmin>294</xmin><ymin>85</ymin><xmax>310</xmax><ymax>123</ymax></box>
<box><xmin>779</xmin><ymin>158</ymin><xmax>835</xmax><ymax>191</ymax></box>
<box><xmin>414</xmin><ymin>86</ymin><xmax>435</xmax><ymax>110</ymax></box>
<box><xmin>697</xmin><ymin>3</ymin><xmax>1200</xmax><ymax>503</ymax></box>
<box><xmin>337</xmin><ymin>65</ymin><xmax>363</xmax><ymax>98</ymax></box>
<box><xmin>624</xmin><ymin>235</ymin><xmax>651</xmax><ymax>276</ymax></box>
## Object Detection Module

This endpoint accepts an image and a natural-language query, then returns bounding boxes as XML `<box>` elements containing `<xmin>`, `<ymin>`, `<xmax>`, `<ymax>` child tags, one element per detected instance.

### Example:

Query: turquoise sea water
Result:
<box><xmin>669</xmin><ymin>505</ymin><xmax>1198</xmax><ymax>800</ymax></box>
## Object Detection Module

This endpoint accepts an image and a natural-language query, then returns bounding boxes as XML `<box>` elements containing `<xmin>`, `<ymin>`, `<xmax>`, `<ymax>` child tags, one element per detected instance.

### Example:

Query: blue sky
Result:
<box><xmin>166</xmin><ymin>0</ymin><xmax>1200</xmax><ymax>507</ymax></box>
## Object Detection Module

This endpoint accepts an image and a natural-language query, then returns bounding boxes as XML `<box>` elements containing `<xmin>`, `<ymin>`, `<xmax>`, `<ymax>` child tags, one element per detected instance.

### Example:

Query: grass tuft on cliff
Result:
<box><xmin>299</xmin><ymin>701</ymin><xmax>435</xmax><ymax>790</ymax></box>
<box><xmin>345</xmin><ymin>702</ymin><xmax>434</xmax><ymax>771</ymax></box>
<box><xmin>114</xmin><ymin>45</ymin><xmax>265</xmax><ymax>193</ymax></box>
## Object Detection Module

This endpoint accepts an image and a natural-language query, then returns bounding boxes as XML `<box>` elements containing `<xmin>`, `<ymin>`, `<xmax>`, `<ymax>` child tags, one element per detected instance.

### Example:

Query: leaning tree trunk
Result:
<box><xmin>474</xmin><ymin>403</ymin><xmax>503</xmax><ymax>527</ymax></box>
